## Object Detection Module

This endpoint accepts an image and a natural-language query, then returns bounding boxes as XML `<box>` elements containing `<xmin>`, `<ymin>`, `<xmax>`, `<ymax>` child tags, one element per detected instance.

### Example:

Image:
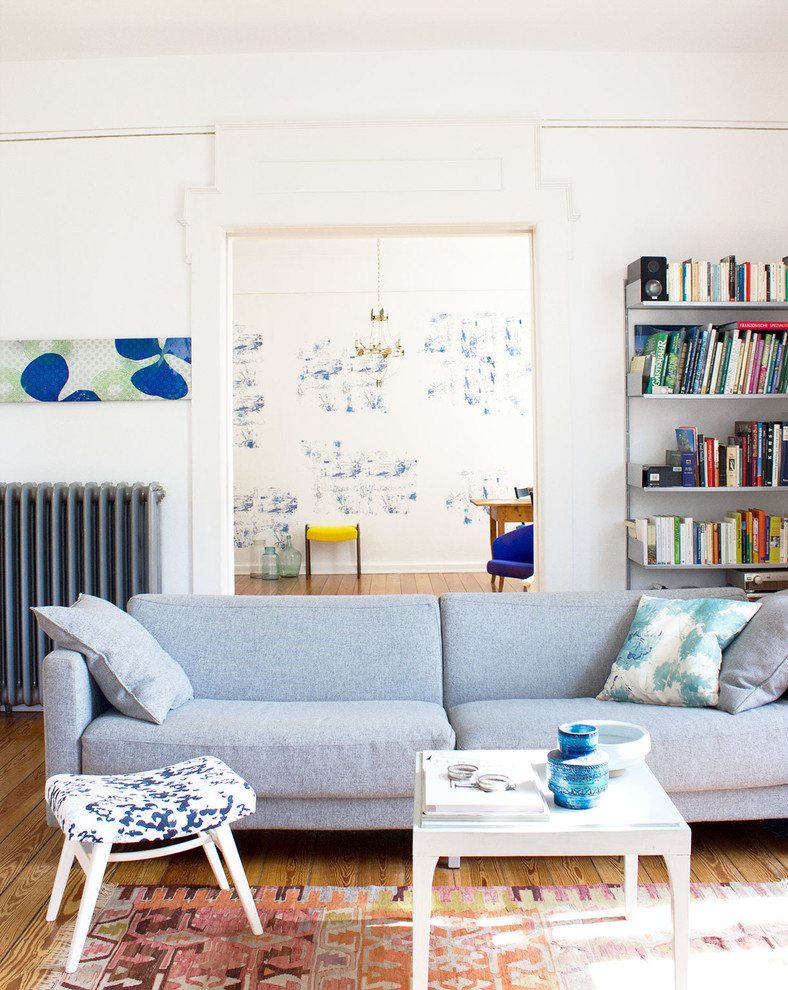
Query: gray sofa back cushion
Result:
<box><xmin>127</xmin><ymin>594</ymin><xmax>443</xmax><ymax>703</ymax></box>
<box><xmin>441</xmin><ymin>588</ymin><xmax>747</xmax><ymax>708</ymax></box>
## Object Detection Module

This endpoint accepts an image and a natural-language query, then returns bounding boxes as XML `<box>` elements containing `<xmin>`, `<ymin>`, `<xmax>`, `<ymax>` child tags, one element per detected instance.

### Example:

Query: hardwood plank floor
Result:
<box><xmin>234</xmin><ymin>569</ymin><xmax>521</xmax><ymax>596</ymax></box>
<box><xmin>3</xmin><ymin>570</ymin><xmax>787</xmax><ymax>978</ymax></box>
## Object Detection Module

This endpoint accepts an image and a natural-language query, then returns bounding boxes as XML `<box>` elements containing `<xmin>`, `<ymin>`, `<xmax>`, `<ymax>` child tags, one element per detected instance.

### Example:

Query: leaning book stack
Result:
<box><xmin>630</xmin><ymin>323</ymin><xmax>788</xmax><ymax>396</ymax></box>
<box><xmin>421</xmin><ymin>750</ymin><xmax>549</xmax><ymax>822</ymax></box>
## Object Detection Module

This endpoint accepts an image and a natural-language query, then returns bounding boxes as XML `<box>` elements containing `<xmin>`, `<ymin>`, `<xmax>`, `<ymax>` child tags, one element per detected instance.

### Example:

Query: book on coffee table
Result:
<box><xmin>421</xmin><ymin>750</ymin><xmax>549</xmax><ymax>821</ymax></box>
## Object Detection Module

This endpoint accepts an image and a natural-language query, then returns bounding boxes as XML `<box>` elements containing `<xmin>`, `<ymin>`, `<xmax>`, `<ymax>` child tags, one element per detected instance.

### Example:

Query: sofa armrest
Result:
<box><xmin>42</xmin><ymin>647</ymin><xmax>108</xmax><ymax>781</ymax></box>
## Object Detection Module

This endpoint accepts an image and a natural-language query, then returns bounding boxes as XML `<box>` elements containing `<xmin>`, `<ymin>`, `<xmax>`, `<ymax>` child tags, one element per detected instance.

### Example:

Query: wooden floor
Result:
<box><xmin>234</xmin><ymin>569</ymin><xmax>526</xmax><ymax>596</ymax></box>
<box><xmin>2</xmin><ymin>571</ymin><xmax>788</xmax><ymax>985</ymax></box>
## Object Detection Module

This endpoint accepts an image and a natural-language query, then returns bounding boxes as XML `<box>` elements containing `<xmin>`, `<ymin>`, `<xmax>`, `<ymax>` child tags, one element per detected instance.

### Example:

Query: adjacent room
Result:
<box><xmin>232</xmin><ymin>232</ymin><xmax>534</xmax><ymax>581</ymax></box>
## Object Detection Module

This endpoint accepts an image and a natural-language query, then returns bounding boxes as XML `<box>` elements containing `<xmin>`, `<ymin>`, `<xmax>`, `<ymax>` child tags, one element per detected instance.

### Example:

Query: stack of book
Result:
<box><xmin>667</xmin><ymin>256</ymin><xmax>787</xmax><ymax>303</ymax></box>
<box><xmin>627</xmin><ymin>511</ymin><xmax>788</xmax><ymax>566</ymax></box>
<box><xmin>631</xmin><ymin>323</ymin><xmax>788</xmax><ymax>396</ymax></box>
<box><xmin>652</xmin><ymin>423</ymin><xmax>788</xmax><ymax>489</ymax></box>
<box><xmin>421</xmin><ymin>751</ymin><xmax>549</xmax><ymax>822</ymax></box>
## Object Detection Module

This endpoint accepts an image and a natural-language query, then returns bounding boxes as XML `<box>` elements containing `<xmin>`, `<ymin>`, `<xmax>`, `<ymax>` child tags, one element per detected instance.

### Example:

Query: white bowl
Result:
<box><xmin>590</xmin><ymin>720</ymin><xmax>651</xmax><ymax>775</ymax></box>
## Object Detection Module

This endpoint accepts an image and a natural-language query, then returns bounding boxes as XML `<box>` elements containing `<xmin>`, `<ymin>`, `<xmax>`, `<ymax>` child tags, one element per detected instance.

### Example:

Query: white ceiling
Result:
<box><xmin>2</xmin><ymin>0</ymin><xmax>788</xmax><ymax>62</ymax></box>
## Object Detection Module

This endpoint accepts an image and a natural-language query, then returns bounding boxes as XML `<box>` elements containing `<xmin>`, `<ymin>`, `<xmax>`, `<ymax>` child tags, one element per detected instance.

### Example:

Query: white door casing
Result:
<box><xmin>182</xmin><ymin>119</ymin><xmax>576</xmax><ymax>593</ymax></box>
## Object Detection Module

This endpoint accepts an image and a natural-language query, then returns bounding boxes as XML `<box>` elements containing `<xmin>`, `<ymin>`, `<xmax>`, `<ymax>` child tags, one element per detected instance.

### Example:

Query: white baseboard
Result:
<box><xmin>235</xmin><ymin>561</ymin><xmax>488</xmax><ymax>576</ymax></box>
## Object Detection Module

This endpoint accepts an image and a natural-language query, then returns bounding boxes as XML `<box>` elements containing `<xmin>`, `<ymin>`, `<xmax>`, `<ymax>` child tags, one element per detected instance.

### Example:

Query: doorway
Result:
<box><xmin>231</xmin><ymin>231</ymin><xmax>534</xmax><ymax>576</ymax></box>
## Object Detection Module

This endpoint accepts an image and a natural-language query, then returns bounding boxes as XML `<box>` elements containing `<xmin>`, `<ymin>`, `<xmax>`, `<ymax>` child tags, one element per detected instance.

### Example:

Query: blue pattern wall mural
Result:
<box><xmin>302</xmin><ymin>441</ymin><xmax>417</xmax><ymax>515</ymax></box>
<box><xmin>234</xmin><ymin>487</ymin><xmax>298</xmax><ymax>549</ymax></box>
<box><xmin>297</xmin><ymin>339</ymin><xmax>387</xmax><ymax>412</ymax></box>
<box><xmin>0</xmin><ymin>338</ymin><xmax>191</xmax><ymax>402</ymax></box>
<box><xmin>424</xmin><ymin>312</ymin><xmax>529</xmax><ymax>414</ymax></box>
<box><xmin>233</xmin><ymin>327</ymin><xmax>265</xmax><ymax>448</ymax></box>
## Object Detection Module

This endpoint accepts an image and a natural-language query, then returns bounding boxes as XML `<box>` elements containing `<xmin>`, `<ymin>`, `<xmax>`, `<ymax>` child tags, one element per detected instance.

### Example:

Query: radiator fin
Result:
<box><xmin>0</xmin><ymin>482</ymin><xmax>164</xmax><ymax>708</ymax></box>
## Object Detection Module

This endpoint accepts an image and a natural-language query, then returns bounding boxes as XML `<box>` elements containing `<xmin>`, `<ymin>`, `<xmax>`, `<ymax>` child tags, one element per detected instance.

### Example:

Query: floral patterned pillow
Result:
<box><xmin>597</xmin><ymin>596</ymin><xmax>762</xmax><ymax>707</ymax></box>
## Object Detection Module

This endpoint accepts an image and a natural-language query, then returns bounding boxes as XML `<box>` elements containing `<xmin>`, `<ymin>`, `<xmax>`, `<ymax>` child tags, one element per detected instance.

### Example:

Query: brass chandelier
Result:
<box><xmin>354</xmin><ymin>239</ymin><xmax>404</xmax><ymax>385</ymax></box>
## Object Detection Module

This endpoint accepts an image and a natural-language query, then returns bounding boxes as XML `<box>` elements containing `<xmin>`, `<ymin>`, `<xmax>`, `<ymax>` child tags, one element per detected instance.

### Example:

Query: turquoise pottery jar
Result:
<box><xmin>557</xmin><ymin>722</ymin><xmax>599</xmax><ymax>756</ymax></box>
<box><xmin>548</xmin><ymin>723</ymin><xmax>609</xmax><ymax>809</ymax></box>
<box><xmin>547</xmin><ymin>750</ymin><xmax>609</xmax><ymax>809</ymax></box>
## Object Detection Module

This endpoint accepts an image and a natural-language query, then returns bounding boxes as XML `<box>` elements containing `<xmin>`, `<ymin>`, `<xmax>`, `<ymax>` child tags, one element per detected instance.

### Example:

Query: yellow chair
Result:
<box><xmin>305</xmin><ymin>522</ymin><xmax>361</xmax><ymax>579</ymax></box>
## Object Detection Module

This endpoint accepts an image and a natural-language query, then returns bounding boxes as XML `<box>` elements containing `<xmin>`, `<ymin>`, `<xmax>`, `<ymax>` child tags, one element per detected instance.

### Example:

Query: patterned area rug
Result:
<box><xmin>38</xmin><ymin>881</ymin><xmax>788</xmax><ymax>990</ymax></box>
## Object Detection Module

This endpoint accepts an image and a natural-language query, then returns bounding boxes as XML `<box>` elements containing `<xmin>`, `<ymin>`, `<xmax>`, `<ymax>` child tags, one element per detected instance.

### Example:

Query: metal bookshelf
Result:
<box><xmin>625</xmin><ymin>289</ymin><xmax>788</xmax><ymax>590</ymax></box>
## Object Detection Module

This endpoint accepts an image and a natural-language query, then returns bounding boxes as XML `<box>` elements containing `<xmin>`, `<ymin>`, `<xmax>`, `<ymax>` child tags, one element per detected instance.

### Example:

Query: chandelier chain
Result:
<box><xmin>377</xmin><ymin>239</ymin><xmax>382</xmax><ymax>312</ymax></box>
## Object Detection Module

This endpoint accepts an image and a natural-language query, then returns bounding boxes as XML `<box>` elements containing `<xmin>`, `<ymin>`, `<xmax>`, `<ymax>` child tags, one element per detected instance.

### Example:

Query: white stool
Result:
<box><xmin>45</xmin><ymin>755</ymin><xmax>263</xmax><ymax>972</ymax></box>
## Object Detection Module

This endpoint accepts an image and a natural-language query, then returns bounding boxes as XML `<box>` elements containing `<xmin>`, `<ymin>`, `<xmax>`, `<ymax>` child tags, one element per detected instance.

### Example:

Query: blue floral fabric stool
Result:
<box><xmin>45</xmin><ymin>755</ymin><xmax>262</xmax><ymax>972</ymax></box>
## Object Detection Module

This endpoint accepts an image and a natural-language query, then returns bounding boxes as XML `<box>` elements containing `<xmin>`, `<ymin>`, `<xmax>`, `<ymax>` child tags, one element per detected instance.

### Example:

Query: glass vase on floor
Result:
<box><xmin>260</xmin><ymin>546</ymin><xmax>279</xmax><ymax>581</ymax></box>
<box><xmin>277</xmin><ymin>535</ymin><xmax>302</xmax><ymax>577</ymax></box>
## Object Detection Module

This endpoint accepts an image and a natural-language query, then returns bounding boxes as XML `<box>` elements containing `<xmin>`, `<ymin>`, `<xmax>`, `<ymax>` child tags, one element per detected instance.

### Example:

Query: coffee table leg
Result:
<box><xmin>412</xmin><ymin>853</ymin><xmax>439</xmax><ymax>990</ymax></box>
<box><xmin>665</xmin><ymin>852</ymin><xmax>691</xmax><ymax>990</ymax></box>
<box><xmin>623</xmin><ymin>854</ymin><xmax>638</xmax><ymax>919</ymax></box>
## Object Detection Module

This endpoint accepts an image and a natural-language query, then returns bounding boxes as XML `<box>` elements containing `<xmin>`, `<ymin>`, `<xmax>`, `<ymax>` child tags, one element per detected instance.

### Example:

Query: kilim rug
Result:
<box><xmin>36</xmin><ymin>881</ymin><xmax>788</xmax><ymax>990</ymax></box>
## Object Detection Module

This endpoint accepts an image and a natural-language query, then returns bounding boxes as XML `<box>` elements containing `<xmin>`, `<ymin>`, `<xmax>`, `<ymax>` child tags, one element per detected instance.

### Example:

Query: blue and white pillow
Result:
<box><xmin>598</xmin><ymin>596</ymin><xmax>762</xmax><ymax>707</ymax></box>
<box><xmin>32</xmin><ymin>594</ymin><xmax>193</xmax><ymax>724</ymax></box>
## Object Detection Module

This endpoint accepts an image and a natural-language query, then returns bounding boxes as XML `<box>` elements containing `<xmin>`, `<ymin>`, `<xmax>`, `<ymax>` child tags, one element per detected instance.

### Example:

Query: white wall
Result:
<box><xmin>0</xmin><ymin>133</ymin><xmax>212</xmax><ymax>591</ymax></box>
<box><xmin>2</xmin><ymin>51</ymin><xmax>787</xmax><ymax>591</ymax></box>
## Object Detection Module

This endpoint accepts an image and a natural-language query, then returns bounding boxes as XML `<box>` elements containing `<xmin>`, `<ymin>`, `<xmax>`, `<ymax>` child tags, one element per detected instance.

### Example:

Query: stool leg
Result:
<box><xmin>208</xmin><ymin>824</ymin><xmax>263</xmax><ymax>935</ymax></box>
<box><xmin>47</xmin><ymin>837</ymin><xmax>78</xmax><ymax>922</ymax></box>
<box><xmin>202</xmin><ymin>834</ymin><xmax>229</xmax><ymax>889</ymax></box>
<box><xmin>355</xmin><ymin>522</ymin><xmax>361</xmax><ymax>579</ymax></box>
<box><xmin>305</xmin><ymin>524</ymin><xmax>311</xmax><ymax>579</ymax></box>
<box><xmin>66</xmin><ymin>841</ymin><xmax>112</xmax><ymax>972</ymax></box>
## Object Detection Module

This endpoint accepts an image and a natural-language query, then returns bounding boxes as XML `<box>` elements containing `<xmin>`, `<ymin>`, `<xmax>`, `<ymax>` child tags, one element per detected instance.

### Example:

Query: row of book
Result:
<box><xmin>664</xmin><ymin>423</ymin><xmax>788</xmax><ymax>489</ymax></box>
<box><xmin>633</xmin><ymin>322</ymin><xmax>788</xmax><ymax>395</ymax></box>
<box><xmin>628</xmin><ymin>510</ymin><xmax>788</xmax><ymax>566</ymax></box>
<box><xmin>667</xmin><ymin>257</ymin><xmax>788</xmax><ymax>303</ymax></box>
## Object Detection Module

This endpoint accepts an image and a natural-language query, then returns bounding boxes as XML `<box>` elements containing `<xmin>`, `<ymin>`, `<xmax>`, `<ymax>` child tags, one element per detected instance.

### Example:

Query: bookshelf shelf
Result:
<box><xmin>625</xmin><ymin>275</ymin><xmax>788</xmax><ymax>590</ymax></box>
<box><xmin>627</xmin><ymin>539</ymin><xmax>788</xmax><ymax>569</ymax></box>
<box><xmin>625</xmin><ymin>284</ymin><xmax>788</xmax><ymax>310</ymax></box>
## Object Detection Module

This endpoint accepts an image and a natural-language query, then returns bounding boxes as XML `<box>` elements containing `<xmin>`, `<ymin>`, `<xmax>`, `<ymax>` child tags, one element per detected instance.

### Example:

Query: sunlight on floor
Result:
<box><xmin>431</xmin><ymin>889</ymin><xmax>788</xmax><ymax>983</ymax></box>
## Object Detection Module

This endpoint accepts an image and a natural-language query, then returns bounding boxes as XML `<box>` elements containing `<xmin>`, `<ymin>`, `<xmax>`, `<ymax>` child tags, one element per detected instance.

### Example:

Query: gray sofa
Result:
<box><xmin>43</xmin><ymin>588</ymin><xmax>788</xmax><ymax>828</ymax></box>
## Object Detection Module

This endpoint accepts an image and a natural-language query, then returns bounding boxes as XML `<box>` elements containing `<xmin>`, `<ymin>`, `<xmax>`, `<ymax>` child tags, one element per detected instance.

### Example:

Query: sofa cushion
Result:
<box><xmin>447</xmin><ymin>696</ymin><xmax>788</xmax><ymax>793</ymax></box>
<box><xmin>596</xmin><ymin>596</ymin><xmax>760</xmax><ymax>707</ymax></box>
<box><xmin>81</xmin><ymin>698</ymin><xmax>455</xmax><ymax>800</ymax></box>
<box><xmin>127</xmin><ymin>595</ymin><xmax>444</xmax><ymax>704</ymax></box>
<box><xmin>32</xmin><ymin>594</ymin><xmax>193</xmax><ymax>724</ymax></box>
<box><xmin>718</xmin><ymin>591</ymin><xmax>788</xmax><ymax>714</ymax></box>
<box><xmin>440</xmin><ymin>588</ymin><xmax>748</xmax><ymax>708</ymax></box>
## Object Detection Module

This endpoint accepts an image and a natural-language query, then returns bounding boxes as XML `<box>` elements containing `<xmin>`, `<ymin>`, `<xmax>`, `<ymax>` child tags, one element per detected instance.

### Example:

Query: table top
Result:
<box><xmin>414</xmin><ymin>750</ymin><xmax>689</xmax><ymax>837</ymax></box>
<box><xmin>470</xmin><ymin>497</ymin><xmax>532</xmax><ymax>508</ymax></box>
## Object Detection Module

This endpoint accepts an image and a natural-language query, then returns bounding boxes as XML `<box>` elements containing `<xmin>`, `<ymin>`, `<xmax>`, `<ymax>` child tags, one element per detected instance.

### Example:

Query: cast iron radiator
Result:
<box><xmin>0</xmin><ymin>482</ymin><xmax>165</xmax><ymax>708</ymax></box>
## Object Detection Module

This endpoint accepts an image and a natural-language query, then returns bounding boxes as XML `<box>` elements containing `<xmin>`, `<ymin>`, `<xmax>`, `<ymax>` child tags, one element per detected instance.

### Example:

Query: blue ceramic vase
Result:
<box><xmin>547</xmin><ymin>722</ymin><xmax>609</xmax><ymax>810</ymax></box>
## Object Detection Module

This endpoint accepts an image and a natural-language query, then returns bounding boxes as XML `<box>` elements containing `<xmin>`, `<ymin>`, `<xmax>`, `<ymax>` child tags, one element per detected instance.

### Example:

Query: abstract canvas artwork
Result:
<box><xmin>0</xmin><ymin>338</ymin><xmax>192</xmax><ymax>402</ymax></box>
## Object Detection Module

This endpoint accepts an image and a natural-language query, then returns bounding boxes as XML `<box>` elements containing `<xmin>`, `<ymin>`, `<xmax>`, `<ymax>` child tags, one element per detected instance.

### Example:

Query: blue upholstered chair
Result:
<box><xmin>487</xmin><ymin>523</ymin><xmax>534</xmax><ymax>592</ymax></box>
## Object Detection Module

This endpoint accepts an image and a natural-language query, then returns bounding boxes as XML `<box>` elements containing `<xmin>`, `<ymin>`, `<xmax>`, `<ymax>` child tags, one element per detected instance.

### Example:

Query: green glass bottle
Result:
<box><xmin>277</xmin><ymin>535</ymin><xmax>302</xmax><ymax>577</ymax></box>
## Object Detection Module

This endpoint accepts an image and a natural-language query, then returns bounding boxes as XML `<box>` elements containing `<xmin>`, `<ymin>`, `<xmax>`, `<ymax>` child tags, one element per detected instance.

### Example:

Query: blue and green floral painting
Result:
<box><xmin>0</xmin><ymin>338</ymin><xmax>192</xmax><ymax>402</ymax></box>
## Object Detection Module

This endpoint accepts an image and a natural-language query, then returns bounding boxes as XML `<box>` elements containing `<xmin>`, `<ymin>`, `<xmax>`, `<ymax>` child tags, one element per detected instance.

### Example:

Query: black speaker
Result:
<box><xmin>627</xmin><ymin>256</ymin><xmax>668</xmax><ymax>301</ymax></box>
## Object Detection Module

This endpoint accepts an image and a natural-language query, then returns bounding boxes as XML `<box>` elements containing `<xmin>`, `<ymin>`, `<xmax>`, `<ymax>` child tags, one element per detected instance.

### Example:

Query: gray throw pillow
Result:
<box><xmin>717</xmin><ymin>591</ymin><xmax>788</xmax><ymax>714</ymax></box>
<box><xmin>32</xmin><ymin>594</ymin><xmax>193</xmax><ymax>724</ymax></box>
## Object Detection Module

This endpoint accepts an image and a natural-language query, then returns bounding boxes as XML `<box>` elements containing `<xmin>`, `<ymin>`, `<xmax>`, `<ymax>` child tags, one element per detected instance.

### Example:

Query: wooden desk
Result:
<box><xmin>470</xmin><ymin>497</ymin><xmax>533</xmax><ymax>556</ymax></box>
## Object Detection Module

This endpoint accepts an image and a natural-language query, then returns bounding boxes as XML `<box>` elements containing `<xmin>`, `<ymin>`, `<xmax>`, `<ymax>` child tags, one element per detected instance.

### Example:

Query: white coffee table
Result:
<box><xmin>412</xmin><ymin>749</ymin><xmax>691</xmax><ymax>990</ymax></box>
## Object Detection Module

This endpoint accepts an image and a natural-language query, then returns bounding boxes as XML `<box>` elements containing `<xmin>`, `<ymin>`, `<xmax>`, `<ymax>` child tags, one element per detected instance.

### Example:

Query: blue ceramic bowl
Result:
<box><xmin>557</xmin><ymin>722</ymin><xmax>599</xmax><ymax>756</ymax></box>
<box><xmin>547</xmin><ymin>748</ymin><xmax>609</xmax><ymax>809</ymax></box>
